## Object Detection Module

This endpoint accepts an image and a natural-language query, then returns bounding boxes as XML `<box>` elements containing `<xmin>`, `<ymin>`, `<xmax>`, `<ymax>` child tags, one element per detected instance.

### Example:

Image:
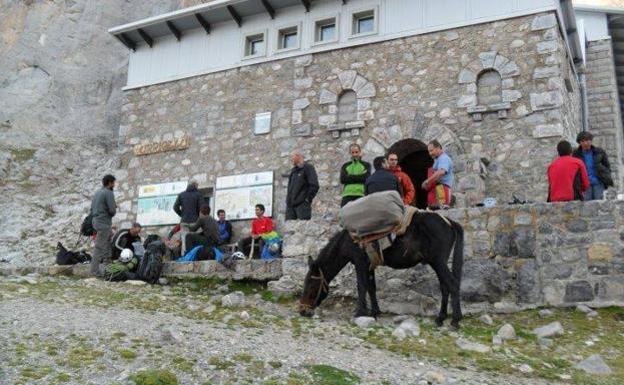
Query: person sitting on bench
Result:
<box><xmin>185</xmin><ymin>205</ymin><xmax>220</xmax><ymax>260</ymax></box>
<box><xmin>237</xmin><ymin>204</ymin><xmax>273</xmax><ymax>257</ymax></box>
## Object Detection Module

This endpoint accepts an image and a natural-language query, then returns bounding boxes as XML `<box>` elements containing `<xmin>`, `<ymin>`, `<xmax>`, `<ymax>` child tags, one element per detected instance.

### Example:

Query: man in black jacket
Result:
<box><xmin>286</xmin><ymin>150</ymin><xmax>319</xmax><ymax>220</ymax></box>
<box><xmin>572</xmin><ymin>131</ymin><xmax>614</xmax><ymax>200</ymax></box>
<box><xmin>111</xmin><ymin>222</ymin><xmax>142</xmax><ymax>260</ymax></box>
<box><xmin>173</xmin><ymin>180</ymin><xmax>204</xmax><ymax>254</ymax></box>
<box><xmin>365</xmin><ymin>156</ymin><xmax>402</xmax><ymax>195</ymax></box>
<box><xmin>340</xmin><ymin>143</ymin><xmax>371</xmax><ymax>207</ymax></box>
<box><xmin>173</xmin><ymin>180</ymin><xmax>203</xmax><ymax>223</ymax></box>
<box><xmin>185</xmin><ymin>205</ymin><xmax>220</xmax><ymax>260</ymax></box>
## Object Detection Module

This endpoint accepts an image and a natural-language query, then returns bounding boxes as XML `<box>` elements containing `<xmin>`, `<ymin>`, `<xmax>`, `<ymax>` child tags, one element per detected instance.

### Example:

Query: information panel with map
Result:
<box><xmin>136</xmin><ymin>181</ymin><xmax>187</xmax><ymax>226</ymax></box>
<box><xmin>214</xmin><ymin>171</ymin><xmax>273</xmax><ymax>220</ymax></box>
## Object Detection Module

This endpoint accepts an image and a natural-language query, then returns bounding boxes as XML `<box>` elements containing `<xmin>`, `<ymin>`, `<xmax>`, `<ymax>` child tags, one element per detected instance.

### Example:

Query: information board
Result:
<box><xmin>214</xmin><ymin>171</ymin><xmax>273</xmax><ymax>220</ymax></box>
<box><xmin>136</xmin><ymin>181</ymin><xmax>187</xmax><ymax>226</ymax></box>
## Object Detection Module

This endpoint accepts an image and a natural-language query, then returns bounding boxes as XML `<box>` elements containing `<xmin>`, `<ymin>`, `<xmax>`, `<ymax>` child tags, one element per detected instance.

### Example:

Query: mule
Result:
<box><xmin>299</xmin><ymin>211</ymin><xmax>464</xmax><ymax>328</ymax></box>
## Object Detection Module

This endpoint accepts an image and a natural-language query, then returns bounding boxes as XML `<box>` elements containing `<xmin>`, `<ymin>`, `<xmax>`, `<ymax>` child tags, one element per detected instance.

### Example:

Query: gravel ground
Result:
<box><xmin>0</xmin><ymin>276</ymin><xmax>574</xmax><ymax>385</ymax></box>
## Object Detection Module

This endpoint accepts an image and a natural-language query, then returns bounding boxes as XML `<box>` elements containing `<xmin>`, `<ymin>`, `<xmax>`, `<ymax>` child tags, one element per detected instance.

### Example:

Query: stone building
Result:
<box><xmin>108</xmin><ymin>0</ymin><xmax>623</xmax><ymax>231</ymax></box>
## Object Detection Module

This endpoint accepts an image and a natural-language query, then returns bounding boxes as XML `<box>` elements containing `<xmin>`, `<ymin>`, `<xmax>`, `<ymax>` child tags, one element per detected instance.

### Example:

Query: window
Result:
<box><xmin>278</xmin><ymin>26</ymin><xmax>299</xmax><ymax>51</ymax></box>
<box><xmin>315</xmin><ymin>17</ymin><xmax>337</xmax><ymax>43</ymax></box>
<box><xmin>351</xmin><ymin>9</ymin><xmax>376</xmax><ymax>36</ymax></box>
<box><xmin>244</xmin><ymin>33</ymin><xmax>265</xmax><ymax>57</ymax></box>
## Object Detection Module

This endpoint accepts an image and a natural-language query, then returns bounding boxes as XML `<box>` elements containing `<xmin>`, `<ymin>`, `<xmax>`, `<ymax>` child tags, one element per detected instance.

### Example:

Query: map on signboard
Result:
<box><xmin>214</xmin><ymin>171</ymin><xmax>273</xmax><ymax>220</ymax></box>
<box><xmin>137</xmin><ymin>181</ymin><xmax>187</xmax><ymax>226</ymax></box>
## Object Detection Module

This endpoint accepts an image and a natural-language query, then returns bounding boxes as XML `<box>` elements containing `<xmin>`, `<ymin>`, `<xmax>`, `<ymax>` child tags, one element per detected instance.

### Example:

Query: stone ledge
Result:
<box><xmin>0</xmin><ymin>260</ymin><xmax>283</xmax><ymax>281</ymax></box>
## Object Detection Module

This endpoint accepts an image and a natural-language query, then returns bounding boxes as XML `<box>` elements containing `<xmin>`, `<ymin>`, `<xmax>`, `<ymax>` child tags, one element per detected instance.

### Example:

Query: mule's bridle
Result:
<box><xmin>299</xmin><ymin>268</ymin><xmax>329</xmax><ymax>312</ymax></box>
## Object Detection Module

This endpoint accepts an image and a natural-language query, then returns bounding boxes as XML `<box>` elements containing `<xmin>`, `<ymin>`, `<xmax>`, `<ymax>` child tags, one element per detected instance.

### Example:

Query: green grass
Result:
<box><xmin>172</xmin><ymin>356</ymin><xmax>195</xmax><ymax>372</ymax></box>
<box><xmin>129</xmin><ymin>369</ymin><xmax>178</xmax><ymax>385</ymax></box>
<box><xmin>307</xmin><ymin>365</ymin><xmax>360</xmax><ymax>385</ymax></box>
<box><xmin>208</xmin><ymin>356</ymin><xmax>235</xmax><ymax>370</ymax></box>
<box><xmin>119</xmin><ymin>348</ymin><xmax>138</xmax><ymax>360</ymax></box>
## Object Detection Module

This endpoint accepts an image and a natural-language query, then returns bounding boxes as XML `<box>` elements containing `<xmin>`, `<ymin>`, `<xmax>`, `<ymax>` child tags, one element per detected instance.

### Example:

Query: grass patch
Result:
<box><xmin>232</xmin><ymin>353</ymin><xmax>254</xmax><ymax>363</ymax></box>
<box><xmin>307</xmin><ymin>364</ymin><xmax>360</xmax><ymax>385</ymax></box>
<box><xmin>8</xmin><ymin>147</ymin><xmax>36</xmax><ymax>162</ymax></box>
<box><xmin>119</xmin><ymin>348</ymin><xmax>138</xmax><ymax>360</ymax></box>
<box><xmin>208</xmin><ymin>356</ymin><xmax>235</xmax><ymax>370</ymax></box>
<box><xmin>172</xmin><ymin>356</ymin><xmax>195</xmax><ymax>372</ymax></box>
<box><xmin>128</xmin><ymin>369</ymin><xmax>178</xmax><ymax>385</ymax></box>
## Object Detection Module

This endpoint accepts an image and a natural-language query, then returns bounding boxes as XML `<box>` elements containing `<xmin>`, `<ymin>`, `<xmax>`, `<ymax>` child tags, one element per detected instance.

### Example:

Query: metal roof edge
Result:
<box><xmin>107</xmin><ymin>0</ymin><xmax>248</xmax><ymax>34</ymax></box>
<box><xmin>573</xmin><ymin>4</ymin><xmax>624</xmax><ymax>15</ymax></box>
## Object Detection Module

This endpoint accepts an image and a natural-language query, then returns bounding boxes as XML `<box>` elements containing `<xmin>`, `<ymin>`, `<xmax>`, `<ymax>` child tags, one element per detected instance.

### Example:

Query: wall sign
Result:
<box><xmin>133</xmin><ymin>135</ymin><xmax>190</xmax><ymax>156</ymax></box>
<box><xmin>254</xmin><ymin>112</ymin><xmax>272</xmax><ymax>135</ymax></box>
<box><xmin>214</xmin><ymin>171</ymin><xmax>273</xmax><ymax>220</ymax></box>
<box><xmin>137</xmin><ymin>181</ymin><xmax>187</xmax><ymax>226</ymax></box>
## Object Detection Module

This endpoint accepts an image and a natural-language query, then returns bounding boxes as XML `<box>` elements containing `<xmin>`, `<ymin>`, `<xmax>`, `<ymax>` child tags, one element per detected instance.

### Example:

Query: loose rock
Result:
<box><xmin>221</xmin><ymin>291</ymin><xmax>245</xmax><ymax>307</ymax></box>
<box><xmin>479</xmin><ymin>314</ymin><xmax>494</xmax><ymax>325</ymax></box>
<box><xmin>497</xmin><ymin>323</ymin><xmax>516</xmax><ymax>340</ymax></box>
<box><xmin>532</xmin><ymin>321</ymin><xmax>564</xmax><ymax>338</ymax></box>
<box><xmin>455</xmin><ymin>338</ymin><xmax>491</xmax><ymax>353</ymax></box>
<box><xmin>576</xmin><ymin>304</ymin><xmax>592</xmax><ymax>314</ymax></box>
<box><xmin>538</xmin><ymin>309</ymin><xmax>553</xmax><ymax>317</ymax></box>
<box><xmin>353</xmin><ymin>316</ymin><xmax>376</xmax><ymax>328</ymax></box>
<box><xmin>423</xmin><ymin>370</ymin><xmax>446</xmax><ymax>384</ymax></box>
<box><xmin>574</xmin><ymin>354</ymin><xmax>613</xmax><ymax>375</ymax></box>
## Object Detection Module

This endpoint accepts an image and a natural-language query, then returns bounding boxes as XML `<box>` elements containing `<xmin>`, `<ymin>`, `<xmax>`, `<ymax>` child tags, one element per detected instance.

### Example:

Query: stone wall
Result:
<box><xmin>116</xmin><ymin>11</ymin><xmax>582</xmax><ymax>231</ymax></box>
<box><xmin>584</xmin><ymin>39</ymin><xmax>624</xmax><ymax>191</ymax></box>
<box><xmin>277</xmin><ymin>200</ymin><xmax>624</xmax><ymax>315</ymax></box>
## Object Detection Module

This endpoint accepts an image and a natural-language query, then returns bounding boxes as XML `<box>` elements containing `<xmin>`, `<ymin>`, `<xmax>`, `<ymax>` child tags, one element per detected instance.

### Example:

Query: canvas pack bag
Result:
<box><xmin>339</xmin><ymin>190</ymin><xmax>405</xmax><ymax>239</ymax></box>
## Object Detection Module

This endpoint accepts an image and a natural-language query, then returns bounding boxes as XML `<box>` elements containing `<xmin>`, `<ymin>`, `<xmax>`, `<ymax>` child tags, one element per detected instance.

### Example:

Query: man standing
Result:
<box><xmin>422</xmin><ymin>140</ymin><xmax>453</xmax><ymax>209</ymax></box>
<box><xmin>173</xmin><ymin>179</ymin><xmax>204</xmax><ymax>254</ymax></box>
<box><xmin>238</xmin><ymin>204</ymin><xmax>273</xmax><ymax>256</ymax></box>
<box><xmin>286</xmin><ymin>150</ymin><xmax>319</xmax><ymax>220</ymax></box>
<box><xmin>365</xmin><ymin>156</ymin><xmax>401</xmax><ymax>195</ymax></box>
<box><xmin>90</xmin><ymin>174</ymin><xmax>117</xmax><ymax>276</ymax></box>
<box><xmin>340</xmin><ymin>144</ymin><xmax>371</xmax><ymax>207</ymax></box>
<box><xmin>216</xmin><ymin>209</ymin><xmax>233</xmax><ymax>245</ymax></box>
<box><xmin>111</xmin><ymin>222</ymin><xmax>142</xmax><ymax>260</ymax></box>
<box><xmin>548</xmin><ymin>140</ymin><xmax>590</xmax><ymax>202</ymax></box>
<box><xmin>387</xmin><ymin>152</ymin><xmax>415</xmax><ymax>205</ymax></box>
<box><xmin>572</xmin><ymin>131</ymin><xmax>613</xmax><ymax>200</ymax></box>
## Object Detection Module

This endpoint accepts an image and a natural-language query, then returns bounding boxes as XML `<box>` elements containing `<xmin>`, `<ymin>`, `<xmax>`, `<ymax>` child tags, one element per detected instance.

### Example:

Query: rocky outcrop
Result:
<box><xmin>0</xmin><ymin>0</ymin><xmax>186</xmax><ymax>265</ymax></box>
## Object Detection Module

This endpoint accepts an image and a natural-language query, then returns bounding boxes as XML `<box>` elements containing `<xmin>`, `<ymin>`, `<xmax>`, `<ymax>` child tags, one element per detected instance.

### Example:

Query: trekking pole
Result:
<box><xmin>248</xmin><ymin>237</ymin><xmax>255</xmax><ymax>260</ymax></box>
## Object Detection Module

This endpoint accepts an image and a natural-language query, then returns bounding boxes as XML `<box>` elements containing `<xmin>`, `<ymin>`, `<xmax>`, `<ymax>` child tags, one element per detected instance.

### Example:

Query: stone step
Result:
<box><xmin>0</xmin><ymin>259</ymin><xmax>283</xmax><ymax>281</ymax></box>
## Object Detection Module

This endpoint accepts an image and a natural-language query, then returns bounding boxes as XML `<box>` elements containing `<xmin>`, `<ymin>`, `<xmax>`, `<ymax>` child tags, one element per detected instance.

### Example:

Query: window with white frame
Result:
<box><xmin>278</xmin><ymin>26</ymin><xmax>299</xmax><ymax>50</ymax></box>
<box><xmin>315</xmin><ymin>17</ymin><xmax>337</xmax><ymax>43</ymax></box>
<box><xmin>351</xmin><ymin>9</ymin><xmax>376</xmax><ymax>36</ymax></box>
<box><xmin>244</xmin><ymin>33</ymin><xmax>265</xmax><ymax>57</ymax></box>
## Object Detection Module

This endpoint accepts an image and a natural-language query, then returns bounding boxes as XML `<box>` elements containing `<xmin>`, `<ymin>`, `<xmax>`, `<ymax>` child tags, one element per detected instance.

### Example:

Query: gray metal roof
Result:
<box><xmin>108</xmin><ymin>0</ymin><xmax>323</xmax><ymax>50</ymax></box>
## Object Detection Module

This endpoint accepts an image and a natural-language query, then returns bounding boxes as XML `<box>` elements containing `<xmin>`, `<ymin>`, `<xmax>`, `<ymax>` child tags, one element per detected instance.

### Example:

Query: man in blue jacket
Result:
<box><xmin>572</xmin><ymin>131</ymin><xmax>613</xmax><ymax>200</ymax></box>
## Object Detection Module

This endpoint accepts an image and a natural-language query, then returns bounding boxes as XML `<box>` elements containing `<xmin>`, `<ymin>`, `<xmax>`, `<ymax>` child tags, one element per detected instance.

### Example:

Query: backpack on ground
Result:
<box><xmin>56</xmin><ymin>242</ymin><xmax>91</xmax><ymax>265</ymax></box>
<box><xmin>103</xmin><ymin>262</ymin><xmax>133</xmax><ymax>281</ymax></box>
<box><xmin>80</xmin><ymin>214</ymin><xmax>96</xmax><ymax>236</ymax></box>
<box><xmin>137</xmin><ymin>239</ymin><xmax>165</xmax><ymax>284</ymax></box>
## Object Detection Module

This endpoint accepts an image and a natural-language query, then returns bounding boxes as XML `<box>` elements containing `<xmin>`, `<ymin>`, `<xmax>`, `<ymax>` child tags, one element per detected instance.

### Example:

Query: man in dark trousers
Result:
<box><xmin>90</xmin><ymin>174</ymin><xmax>117</xmax><ymax>276</ymax></box>
<box><xmin>572</xmin><ymin>131</ymin><xmax>614</xmax><ymax>200</ymax></box>
<box><xmin>340</xmin><ymin>143</ymin><xmax>371</xmax><ymax>207</ymax></box>
<box><xmin>365</xmin><ymin>156</ymin><xmax>401</xmax><ymax>195</ymax></box>
<box><xmin>286</xmin><ymin>150</ymin><xmax>319</xmax><ymax>220</ymax></box>
<box><xmin>111</xmin><ymin>222</ymin><xmax>142</xmax><ymax>260</ymax></box>
<box><xmin>173</xmin><ymin>179</ymin><xmax>204</xmax><ymax>254</ymax></box>
<box><xmin>548</xmin><ymin>140</ymin><xmax>590</xmax><ymax>202</ymax></box>
<box><xmin>186</xmin><ymin>205</ymin><xmax>220</xmax><ymax>260</ymax></box>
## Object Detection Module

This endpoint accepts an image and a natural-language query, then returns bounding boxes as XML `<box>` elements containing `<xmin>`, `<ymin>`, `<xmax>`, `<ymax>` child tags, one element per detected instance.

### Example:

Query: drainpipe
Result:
<box><xmin>560</xmin><ymin>0</ymin><xmax>588</xmax><ymax>133</ymax></box>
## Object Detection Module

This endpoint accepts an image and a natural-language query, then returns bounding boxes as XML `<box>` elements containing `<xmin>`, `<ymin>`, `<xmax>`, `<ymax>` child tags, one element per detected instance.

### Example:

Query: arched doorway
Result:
<box><xmin>387</xmin><ymin>139</ymin><xmax>433</xmax><ymax>209</ymax></box>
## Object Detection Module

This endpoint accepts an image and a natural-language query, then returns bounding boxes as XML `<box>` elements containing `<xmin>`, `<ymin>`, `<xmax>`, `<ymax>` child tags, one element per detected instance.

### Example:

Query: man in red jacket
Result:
<box><xmin>238</xmin><ymin>204</ymin><xmax>273</xmax><ymax>257</ymax></box>
<box><xmin>387</xmin><ymin>153</ymin><xmax>415</xmax><ymax>205</ymax></box>
<box><xmin>548</xmin><ymin>140</ymin><xmax>590</xmax><ymax>202</ymax></box>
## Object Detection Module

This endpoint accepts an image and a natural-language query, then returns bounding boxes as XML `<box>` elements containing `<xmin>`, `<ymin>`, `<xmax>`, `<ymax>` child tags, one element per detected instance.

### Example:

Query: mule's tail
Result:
<box><xmin>451</xmin><ymin>221</ymin><xmax>464</xmax><ymax>283</ymax></box>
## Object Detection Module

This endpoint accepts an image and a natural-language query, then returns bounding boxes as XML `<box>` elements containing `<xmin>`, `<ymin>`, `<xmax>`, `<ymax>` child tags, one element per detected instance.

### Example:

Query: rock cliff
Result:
<box><xmin>0</xmin><ymin>0</ymin><xmax>187</xmax><ymax>264</ymax></box>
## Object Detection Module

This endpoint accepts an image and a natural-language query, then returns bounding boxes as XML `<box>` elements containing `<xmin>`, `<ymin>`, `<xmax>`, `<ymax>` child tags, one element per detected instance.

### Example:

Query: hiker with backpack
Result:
<box><xmin>90</xmin><ymin>174</ymin><xmax>117</xmax><ymax>276</ymax></box>
<box><xmin>173</xmin><ymin>179</ymin><xmax>204</xmax><ymax>255</ymax></box>
<box><xmin>111</xmin><ymin>222</ymin><xmax>142</xmax><ymax>260</ymax></box>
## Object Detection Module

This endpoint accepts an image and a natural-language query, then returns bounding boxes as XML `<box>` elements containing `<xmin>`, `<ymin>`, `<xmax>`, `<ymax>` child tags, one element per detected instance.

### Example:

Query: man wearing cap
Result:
<box><xmin>572</xmin><ymin>131</ymin><xmax>613</xmax><ymax>200</ymax></box>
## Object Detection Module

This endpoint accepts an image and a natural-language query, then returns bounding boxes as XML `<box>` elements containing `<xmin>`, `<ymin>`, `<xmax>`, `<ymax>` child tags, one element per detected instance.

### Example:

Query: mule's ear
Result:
<box><xmin>307</xmin><ymin>255</ymin><xmax>314</xmax><ymax>268</ymax></box>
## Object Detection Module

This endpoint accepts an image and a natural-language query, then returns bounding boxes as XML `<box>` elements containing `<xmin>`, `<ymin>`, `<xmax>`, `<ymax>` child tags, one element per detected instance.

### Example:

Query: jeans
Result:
<box><xmin>286</xmin><ymin>201</ymin><xmax>312</xmax><ymax>220</ymax></box>
<box><xmin>91</xmin><ymin>223</ymin><xmax>112</xmax><ymax>276</ymax></box>
<box><xmin>584</xmin><ymin>183</ymin><xmax>605</xmax><ymax>201</ymax></box>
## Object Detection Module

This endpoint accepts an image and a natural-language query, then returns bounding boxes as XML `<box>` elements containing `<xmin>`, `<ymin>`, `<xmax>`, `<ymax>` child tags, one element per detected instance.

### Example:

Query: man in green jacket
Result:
<box><xmin>90</xmin><ymin>174</ymin><xmax>117</xmax><ymax>276</ymax></box>
<box><xmin>340</xmin><ymin>144</ymin><xmax>371</xmax><ymax>207</ymax></box>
